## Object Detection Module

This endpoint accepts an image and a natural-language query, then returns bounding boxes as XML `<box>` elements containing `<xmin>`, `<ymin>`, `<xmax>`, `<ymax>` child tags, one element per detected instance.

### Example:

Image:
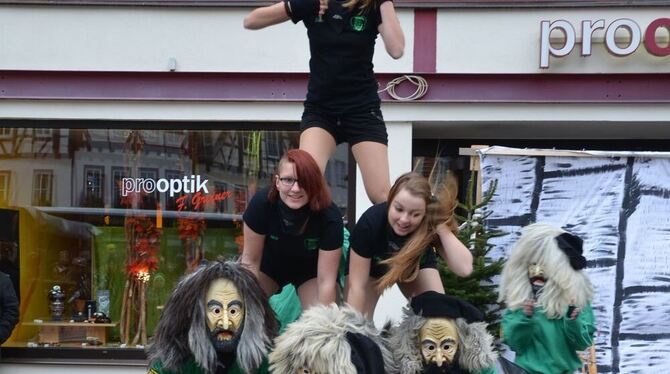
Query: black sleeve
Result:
<box><xmin>242</xmin><ymin>188</ymin><xmax>271</xmax><ymax>235</ymax></box>
<box><xmin>0</xmin><ymin>274</ymin><xmax>19</xmax><ymax>344</ymax></box>
<box><xmin>349</xmin><ymin>204</ymin><xmax>384</xmax><ymax>258</ymax></box>
<box><xmin>285</xmin><ymin>0</ymin><xmax>319</xmax><ymax>24</ymax></box>
<box><xmin>319</xmin><ymin>204</ymin><xmax>344</xmax><ymax>251</ymax></box>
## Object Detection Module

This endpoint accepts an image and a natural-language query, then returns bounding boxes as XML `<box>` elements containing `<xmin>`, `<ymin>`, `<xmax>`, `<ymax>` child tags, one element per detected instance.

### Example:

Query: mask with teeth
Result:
<box><xmin>205</xmin><ymin>279</ymin><xmax>245</xmax><ymax>354</ymax></box>
<box><xmin>527</xmin><ymin>263</ymin><xmax>546</xmax><ymax>298</ymax></box>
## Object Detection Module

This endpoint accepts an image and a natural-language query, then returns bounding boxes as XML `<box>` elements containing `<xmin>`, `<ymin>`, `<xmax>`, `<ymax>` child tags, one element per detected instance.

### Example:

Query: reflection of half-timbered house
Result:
<box><xmin>1</xmin><ymin>127</ymin><xmax>348</xmax><ymax>216</ymax></box>
<box><xmin>0</xmin><ymin>128</ymin><xmax>72</xmax><ymax>208</ymax></box>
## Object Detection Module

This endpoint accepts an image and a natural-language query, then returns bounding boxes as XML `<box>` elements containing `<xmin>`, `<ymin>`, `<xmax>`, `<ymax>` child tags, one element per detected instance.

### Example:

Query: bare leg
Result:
<box><xmin>398</xmin><ymin>268</ymin><xmax>445</xmax><ymax>298</ymax></box>
<box><xmin>351</xmin><ymin>141</ymin><xmax>391</xmax><ymax>204</ymax></box>
<box><xmin>297</xmin><ymin>277</ymin><xmax>319</xmax><ymax>309</ymax></box>
<box><xmin>258</xmin><ymin>271</ymin><xmax>280</xmax><ymax>298</ymax></box>
<box><xmin>300</xmin><ymin>127</ymin><xmax>337</xmax><ymax>175</ymax></box>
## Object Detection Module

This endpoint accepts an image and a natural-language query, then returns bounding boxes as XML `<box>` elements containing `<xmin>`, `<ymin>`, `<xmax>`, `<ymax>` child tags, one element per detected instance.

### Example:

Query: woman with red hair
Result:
<box><xmin>241</xmin><ymin>149</ymin><xmax>343</xmax><ymax>308</ymax></box>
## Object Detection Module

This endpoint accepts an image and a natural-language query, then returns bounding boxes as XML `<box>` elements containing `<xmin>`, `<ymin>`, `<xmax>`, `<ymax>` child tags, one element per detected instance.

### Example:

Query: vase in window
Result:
<box><xmin>48</xmin><ymin>285</ymin><xmax>66</xmax><ymax>321</ymax></box>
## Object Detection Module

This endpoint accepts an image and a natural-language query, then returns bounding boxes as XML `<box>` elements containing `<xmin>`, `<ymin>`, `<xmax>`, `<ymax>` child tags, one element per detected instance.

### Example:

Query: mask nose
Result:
<box><xmin>434</xmin><ymin>348</ymin><xmax>445</xmax><ymax>367</ymax></box>
<box><xmin>216</xmin><ymin>311</ymin><xmax>229</xmax><ymax>330</ymax></box>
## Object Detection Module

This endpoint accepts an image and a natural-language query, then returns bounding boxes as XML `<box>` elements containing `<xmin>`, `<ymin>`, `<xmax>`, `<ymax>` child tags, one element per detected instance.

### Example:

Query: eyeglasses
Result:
<box><xmin>278</xmin><ymin>177</ymin><xmax>299</xmax><ymax>187</ymax></box>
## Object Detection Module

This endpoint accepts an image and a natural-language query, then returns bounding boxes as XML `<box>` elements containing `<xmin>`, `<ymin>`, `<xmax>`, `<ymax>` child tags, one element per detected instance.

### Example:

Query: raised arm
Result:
<box><xmin>240</xmin><ymin>222</ymin><xmax>266</xmax><ymax>278</ymax></box>
<box><xmin>378</xmin><ymin>1</ymin><xmax>405</xmax><ymax>59</ymax></box>
<box><xmin>435</xmin><ymin>223</ymin><xmax>473</xmax><ymax>277</ymax></box>
<box><xmin>244</xmin><ymin>2</ymin><xmax>291</xmax><ymax>30</ymax></box>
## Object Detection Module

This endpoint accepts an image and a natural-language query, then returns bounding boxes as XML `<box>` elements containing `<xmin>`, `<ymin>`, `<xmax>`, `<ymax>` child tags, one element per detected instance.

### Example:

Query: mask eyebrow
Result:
<box><xmin>207</xmin><ymin>300</ymin><xmax>223</xmax><ymax>309</ymax></box>
<box><xmin>228</xmin><ymin>300</ymin><xmax>243</xmax><ymax>308</ymax></box>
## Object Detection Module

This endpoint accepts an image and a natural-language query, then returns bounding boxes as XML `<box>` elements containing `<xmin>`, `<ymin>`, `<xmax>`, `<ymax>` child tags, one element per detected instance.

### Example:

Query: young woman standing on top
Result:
<box><xmin>244</xmin><ymin>0</ymin><xmax>405</xmax><ymax>204</ymax></box>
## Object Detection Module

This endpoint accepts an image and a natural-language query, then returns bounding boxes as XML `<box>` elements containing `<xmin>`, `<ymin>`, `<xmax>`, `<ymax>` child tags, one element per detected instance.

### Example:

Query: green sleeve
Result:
<box><xmin>565</xmin><ymin>303</ymin><xmax>596</xmax><ymax>351</ymax></box>
<box><xmin>148</xmin><ymin>361</ymin><xmax>164</xmax><ymax>374</ymax></box>
<box><xmin>148</xmin><ymin>360</ymin><xmax>204</xmax><ymax>374</ymax></box>
<box><xmin>501</xmin><ymin>308</ymin><xmax>534</xmax><ymax>353</ymax></box>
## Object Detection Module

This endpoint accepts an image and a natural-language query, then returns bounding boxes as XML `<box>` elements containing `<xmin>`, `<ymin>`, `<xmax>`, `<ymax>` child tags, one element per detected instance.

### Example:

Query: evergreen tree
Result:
<box><xmin>439</xmin><ymin>173</ymin><xmax>506</xmax><ymax>334</ymax></box>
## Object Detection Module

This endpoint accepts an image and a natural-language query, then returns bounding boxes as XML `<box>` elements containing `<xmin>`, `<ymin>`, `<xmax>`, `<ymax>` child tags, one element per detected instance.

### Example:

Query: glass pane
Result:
<box><xmin>0</xmin><ymin>127</ymin><xmax>350</xmax><ymax>355</ymax></box>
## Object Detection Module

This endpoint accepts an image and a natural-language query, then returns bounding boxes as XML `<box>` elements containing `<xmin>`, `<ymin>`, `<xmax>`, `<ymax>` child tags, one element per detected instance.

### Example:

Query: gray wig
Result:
<box><xmin>269</xmin><ymin>303</ymin><xmax>396</xmax><ymax>374</ymax></box>
<box><xmin>388</xmin><ymin>304</ymin><xmax>497</xmax><ymax>374</ymax></box>
<box><xmin>498</xmin><ymin>222</ymin><xmax>594</xmax><ymax>319</ymax></box>
<box><xmin>147</xmin><ymin>260</ymin><xmax>278</xmax><ymax>374</ymax></box>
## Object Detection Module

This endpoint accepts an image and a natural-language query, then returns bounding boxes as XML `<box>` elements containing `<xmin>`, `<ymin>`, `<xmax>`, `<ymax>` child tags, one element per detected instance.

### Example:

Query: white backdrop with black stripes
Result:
<box><xmin>479</xmin><ymin>147</ymin><xmax>670</xmax><ymax>374</ymax></box>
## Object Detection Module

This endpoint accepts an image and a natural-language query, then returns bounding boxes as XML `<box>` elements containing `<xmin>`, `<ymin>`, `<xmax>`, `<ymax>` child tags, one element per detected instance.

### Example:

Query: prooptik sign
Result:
<box><xmin>122</xmin><ymin>175</ymin><xmax>209</xmax><ymax>197</ymax></box>
<box><xmin>540</xmin><ymin>17</ymin><xmax>670</xmax><ymax>68</ymax></box>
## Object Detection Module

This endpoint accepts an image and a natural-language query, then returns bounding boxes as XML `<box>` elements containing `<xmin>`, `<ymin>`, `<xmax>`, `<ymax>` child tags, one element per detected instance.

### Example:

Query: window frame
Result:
<box><xmin>111</xmin><ymin>166</ymin><xmax>131</xmax><ymax>209</ymax></box>
<box><xmin>0</xmin><ymin>170</ymin><xmax>10</xmax><ymax>203</ymax></box>
<box><xmin>83</xmin><ymin>165</ymin><xmax>105</xmax><ymax>207</ymax></box>
<box><xmin>32</xmin><ymin>169</ymin><xmax>54</xmax><ymax>207</ymax></box>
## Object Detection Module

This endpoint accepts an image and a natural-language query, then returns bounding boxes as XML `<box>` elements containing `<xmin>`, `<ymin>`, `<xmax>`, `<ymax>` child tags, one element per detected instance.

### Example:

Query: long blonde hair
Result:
<box><xmin>342</xmin><ymin>0</ymin><xmax>375</xmax><ymax>12</ymax></box>
<box><xmin>376</xmin><ymin>172</ymin><xmax>459</xmax><ymax>292</ymax></box>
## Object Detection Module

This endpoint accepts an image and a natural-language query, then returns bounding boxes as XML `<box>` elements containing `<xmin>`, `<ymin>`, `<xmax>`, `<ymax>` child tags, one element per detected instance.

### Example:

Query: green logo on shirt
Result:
<box><xmin>351</xmin><ymin>15</ymin><xmax>367</xmax><ymax>31</ymax></box>
<box><xmin>304</xmin><ymin>237</ymin><xmax>320</xmax><ymax>250</ymax></box>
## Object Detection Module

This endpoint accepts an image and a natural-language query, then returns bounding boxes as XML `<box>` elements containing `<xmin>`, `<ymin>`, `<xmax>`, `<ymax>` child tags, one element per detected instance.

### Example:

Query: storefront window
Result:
<box><xmin>0</xmin><ymin>127</ymin><xmax>349</xmax><ymax>358</ymax></box>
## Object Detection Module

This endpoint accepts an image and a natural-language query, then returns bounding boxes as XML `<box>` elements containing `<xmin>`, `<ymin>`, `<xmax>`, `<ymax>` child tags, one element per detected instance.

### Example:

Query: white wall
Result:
<box><xmin>0</xmin><ymin>5</ymin><xmax>413</xmax><ymax>73</ymax></box>
<box><xmin>4</xmin><ymin>5</ymin><xmax>667</xmax><ymax>75</ymax></box>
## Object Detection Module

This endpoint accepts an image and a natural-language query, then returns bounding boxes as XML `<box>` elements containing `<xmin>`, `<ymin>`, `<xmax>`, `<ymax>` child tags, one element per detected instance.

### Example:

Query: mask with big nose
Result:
<box><xmin>205</xmin><ymin>279</ymin><xmax>245</xmax><ymax>353</ymax></box>
<box><xmin>420</xmin><ymin>318</ymin><xmax>459</xmax><ymax>369</ymax></box>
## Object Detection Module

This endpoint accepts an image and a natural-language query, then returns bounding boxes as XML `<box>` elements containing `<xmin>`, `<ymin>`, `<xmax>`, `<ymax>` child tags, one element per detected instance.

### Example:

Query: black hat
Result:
<box><xmin>410</xmin><ymin>291</ymin><xmax>484</xmax><ymax>324</ymax></box>
<box><xmin>346</xmin><ymin>331</ymin><xmax>385</xmax><ymax>374</ymax></box>
<box><xmin>555</xmin><ymin>232</ymin><xmax>586</xmax><ymax>270</ymax></box>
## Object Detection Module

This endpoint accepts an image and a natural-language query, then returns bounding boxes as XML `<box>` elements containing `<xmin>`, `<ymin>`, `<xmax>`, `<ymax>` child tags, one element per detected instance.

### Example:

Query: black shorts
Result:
<box><xmin>260</xmin><ymin>247</ymin><xmax>318</xmax><ymax>291</ymax></box>
<box><xmin>301</xmin><ymin>107</ymin><xmax>388</xmax><ymax>146</ymax></box>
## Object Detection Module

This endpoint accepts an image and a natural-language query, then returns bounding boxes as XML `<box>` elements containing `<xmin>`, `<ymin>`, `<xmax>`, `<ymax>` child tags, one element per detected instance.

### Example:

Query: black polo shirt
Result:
<box><xmin>349</xmin><ymin>202</ymin><xmax>437</xmax><ymax>278</ymax></box>
<box><xmin>288</xmin><ymin>0</ymin><xmax>385</xmax><ymax>113</ymax></box>
<box><xmin>243</xmin><ymin>187</ymin><xmax>343</xmax><ymax>258</ymax></box>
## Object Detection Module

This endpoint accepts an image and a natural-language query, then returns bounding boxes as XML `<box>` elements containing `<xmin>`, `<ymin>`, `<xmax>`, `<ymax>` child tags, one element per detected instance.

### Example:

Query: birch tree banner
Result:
<box><xmin>479</xmin><ymin>147</ymin><xmax>670</xmax><ymax>374</ymax></box>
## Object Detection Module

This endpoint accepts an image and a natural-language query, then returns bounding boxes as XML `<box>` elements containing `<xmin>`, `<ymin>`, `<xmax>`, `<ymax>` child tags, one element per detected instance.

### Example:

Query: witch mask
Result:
<box><xmin>205</xmin><ymin>278</ymin><xmax>245</xmax><ymax>353</ymax></box>
<box><xmin>419</xmin><ymin>318</ymin><xmax>460</xmax><ymax>368</ymax></box>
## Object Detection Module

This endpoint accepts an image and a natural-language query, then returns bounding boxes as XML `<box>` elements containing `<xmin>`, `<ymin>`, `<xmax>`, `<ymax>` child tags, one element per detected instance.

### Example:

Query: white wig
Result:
<box><xmin>498</xmin><ymin>222</ymin><xmax>594</xmax><ymax>319</ymax></box>
<box><xmin>269</xmin><ymin>303</ymin><xmax>395</xmax><ymax>374</ymax></box>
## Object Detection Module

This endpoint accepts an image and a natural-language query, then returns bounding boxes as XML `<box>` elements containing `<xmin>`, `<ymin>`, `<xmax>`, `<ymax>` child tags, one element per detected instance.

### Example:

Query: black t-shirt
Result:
<box><xmin>288</xmin><ymin>0</ymin><xmax>384</xmax><ymax>113</ymax></box>
<box><xmin>243</xmin><ymin>187</ymin><xmax>343</xmax><ymax>258</ymax></box>
<box><xmin>351</xmin><ymin>202</ymin><xmax>432</xmax><ymax>278</ymax></box>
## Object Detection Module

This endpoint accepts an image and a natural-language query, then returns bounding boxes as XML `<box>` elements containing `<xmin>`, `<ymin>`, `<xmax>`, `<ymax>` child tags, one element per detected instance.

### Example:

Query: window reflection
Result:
<box><xmin>0</xmin><ymin>128</ymin><xmax>348</xmax><ymax>353</ymax></box>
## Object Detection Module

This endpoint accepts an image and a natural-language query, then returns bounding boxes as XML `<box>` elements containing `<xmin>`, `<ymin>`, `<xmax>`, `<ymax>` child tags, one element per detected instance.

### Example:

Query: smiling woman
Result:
<box><xmin>240</xmin><ymin>149</ymin><xmax>343</xmax><ymax>309</ymax></box>
<box><xmin>345</xmin><ymin>172</ymin><xmax>473</xmax><ymax>319</ymax></box>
